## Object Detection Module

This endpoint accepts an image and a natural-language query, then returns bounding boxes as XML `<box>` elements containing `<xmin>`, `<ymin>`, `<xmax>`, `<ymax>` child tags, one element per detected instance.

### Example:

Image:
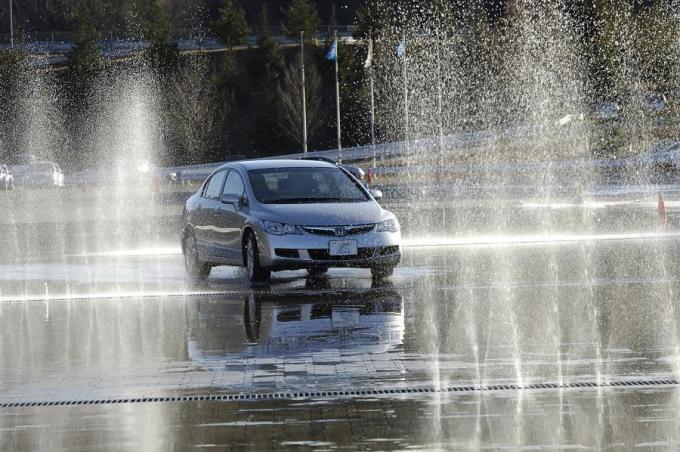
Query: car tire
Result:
<box><xmin>246</xmin><ymin>233</ymin><xmax>271</xmax><ymax>284</ymax></box>
<box><xmin>307</xmin><ymin>267</ymin><xmax>329</xmax><ymax>277</ymax></box>
<box><xmin>371</xmin><ymin>266</ymin><xmax>394</xmax><ymax>280</ymax></box>
<box><xmin>184</xmin><ymin>234</ymin><xmax>211</xmax><ymax>281</ymax></box>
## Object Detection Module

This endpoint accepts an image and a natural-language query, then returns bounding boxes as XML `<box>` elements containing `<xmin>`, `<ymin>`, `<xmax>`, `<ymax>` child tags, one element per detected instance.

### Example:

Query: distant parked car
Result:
<box><xmin>12</xmin><ymin>161</ymin><xmax>64</xmax><ymax>188</ymax></box>
<box><xmin>300</xmin><ymin>156</ymin><xmax>367</xmax><ymax>184</ymax></box>
<box><xmin>643</xmin><ymin>92</ymin><xmax>668</xmax><ymax>113</ymax></box>
<box><xmin>181</xmin><ymin>159</ymin><xmax>401</xmax><ymax>284</ymax></box>
<box><xmin>0</xmin><ymin>164</ymin><xmax>14</xmax><ymax>190</ymax></box>
<box><xmin>594</xmin><ymin>101</ymin><xmax>621</xmax><ymax>122</ymax></box>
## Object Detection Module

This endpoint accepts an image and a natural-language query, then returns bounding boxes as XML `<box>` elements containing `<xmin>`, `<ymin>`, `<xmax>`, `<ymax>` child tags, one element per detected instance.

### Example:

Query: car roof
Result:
<box><xmin>221</xmin><ymin>159</ymin><xmax>339</xmax><ymax>171</ymax></box>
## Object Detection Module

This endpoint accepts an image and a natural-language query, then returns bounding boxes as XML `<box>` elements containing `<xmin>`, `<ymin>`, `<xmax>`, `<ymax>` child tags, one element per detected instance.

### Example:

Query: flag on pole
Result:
<box><xmin>396</xmin><ymin>39</ymin><xmax>406</xmax><ymax>58</ymax></box>
<box><xmin>326</xmin><ymin>39</ymin><xmax>338</xmax><ymax>61</ymax></box>
<box><xmin>364</xmin><ymin>38</ymin><xmax>373</xmax><ymax>68</ymax></box>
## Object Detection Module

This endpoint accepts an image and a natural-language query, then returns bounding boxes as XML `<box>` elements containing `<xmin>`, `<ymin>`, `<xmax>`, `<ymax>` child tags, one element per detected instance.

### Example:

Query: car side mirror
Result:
<box><xmin>221</xmin><ymin>193</ymin><xmax>240</xmax><ymax>205</ymax></box>
<box><xmin>239</xmin><ymin>195</ymin><xmax>249</xmax><ymax>208</ymax></box>
<box><xmin>370</xmin><ymin>189</ymin><xmax>383</xmax><ymax>201</ymax></box>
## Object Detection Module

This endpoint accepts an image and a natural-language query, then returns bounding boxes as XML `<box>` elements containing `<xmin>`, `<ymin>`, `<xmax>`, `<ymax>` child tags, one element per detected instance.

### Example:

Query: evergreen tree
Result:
<box><xmin>144</xmin><ymin>0</ymin><xmax>179</xmax><ymax>72</ymax></box>
<box><xmin>255</xmin><ymin>5</ymin><xmax>284</xmax><ymax>89</ymax></box>
<box><xmin>354</xmin><ymin>0</ymin><xmax>394</xmax><ymax>40</ymax></box>
<box><xmin>0</xmin><ymin>49</ymin><xmax>28</xmax><ymax>107</ymax></box>
<box><xmin>283</xmin><ymin>0</ymin><xmax>320</xmax><ymax>40</ymax></box>
<box><xmin>213</xmin><ymin>0</ymin><xmax>249</xmax><ymax>48</ymax></box>
<box><xmin>0</xmin><ymin>49</ymin><xmax>28</xmax><ymax>162</ymax></box>
<box><xmin>67</xmin><ymin>2</ymin><xmax>102</xmax><ymax>82</ymax></box>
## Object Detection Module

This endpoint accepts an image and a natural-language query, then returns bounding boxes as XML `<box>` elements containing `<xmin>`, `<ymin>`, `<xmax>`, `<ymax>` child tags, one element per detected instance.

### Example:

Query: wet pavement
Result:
<box><xmin>4</xmin><ymin>187</ymin><xmax>680</xmax><ymax>449</ymax></box>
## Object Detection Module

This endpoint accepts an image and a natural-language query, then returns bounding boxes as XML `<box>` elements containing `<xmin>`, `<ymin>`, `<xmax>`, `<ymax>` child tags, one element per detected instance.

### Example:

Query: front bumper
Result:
<box><xmin>255</xmin><ymin>226</ymin><xmax>402</xmax><ymax>271</ymax></box>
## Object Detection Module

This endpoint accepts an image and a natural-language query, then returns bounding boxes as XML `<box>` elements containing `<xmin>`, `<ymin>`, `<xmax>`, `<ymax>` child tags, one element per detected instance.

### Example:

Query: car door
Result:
<box><xmin>195</xmin><ymin>170</ymin><xmax>227</xmax><ymax>256</ymax></box>
<box><xmin>214</xmin><ymin>170</ymin><xmax>248</xmax><ymax>264</ymax></box>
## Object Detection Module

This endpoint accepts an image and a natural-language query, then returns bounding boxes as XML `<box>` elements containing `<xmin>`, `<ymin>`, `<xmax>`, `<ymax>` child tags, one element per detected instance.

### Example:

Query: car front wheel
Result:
<box><xmin>246</xmin><ymin>233</ymin><xmax>271</xmax><ymax>284</ymax></box>
<box><xmin>184</xmin><ymin>234</ymin><xmax>211</xmax><ymax>281</ymax></box>
<box><xmin>370</xmin><ymin>266</ymin><xmax>394</xmax><ymax>280</ymax></box>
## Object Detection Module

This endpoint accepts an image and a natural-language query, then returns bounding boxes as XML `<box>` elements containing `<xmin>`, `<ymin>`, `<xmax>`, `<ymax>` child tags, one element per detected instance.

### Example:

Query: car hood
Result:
<box><xmin>256</xmin><ymin>201</ymin><xmax>388</xmax><ymax>226</ymax></box>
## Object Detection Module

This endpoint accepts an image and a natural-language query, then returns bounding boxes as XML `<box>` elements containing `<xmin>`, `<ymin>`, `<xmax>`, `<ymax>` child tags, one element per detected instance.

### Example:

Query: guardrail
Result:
<box><xmin>0</xmin><ymin>25</ymin><xmax>358</xmax><ymax>51</ymax></box>
<box><xmin>152</xmin><ymin>128</ymin><xmax>678</xmax><ymax>186</ymax></box>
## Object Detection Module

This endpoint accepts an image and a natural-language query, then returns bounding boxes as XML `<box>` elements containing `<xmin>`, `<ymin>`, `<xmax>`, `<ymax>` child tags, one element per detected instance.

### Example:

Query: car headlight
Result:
<box><xmin>263</xmin><ymin>221</ymin><xmax>302</xmax><ymax>235</ymax></box>
<box><xmin>375</xmin><ymin>218</ymin><xmax>399</xmax><ymax>233</ymax></box>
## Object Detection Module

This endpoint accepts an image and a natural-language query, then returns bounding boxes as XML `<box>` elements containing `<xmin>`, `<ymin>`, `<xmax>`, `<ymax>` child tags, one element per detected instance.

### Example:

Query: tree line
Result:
<box><xmin>0</xmin><ymin>0</ymin><xmax>373</xmax><ymax>167</ymax></box>
<box><xmin>2</xmin><ymin>0</ymin><xmax>680</xmax><ymax>167</ymax></box>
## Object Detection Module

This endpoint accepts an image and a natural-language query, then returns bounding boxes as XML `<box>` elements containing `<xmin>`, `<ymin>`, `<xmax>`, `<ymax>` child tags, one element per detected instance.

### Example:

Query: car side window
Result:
<box><xmin>203</xmin><ymin>170</ymin><xmax>226</xmax><ymax>199</ymax></box>
<box><xmin>223</xmin><ymin>171</ymin><xmax>245</xmax><ymax>198</ymax></box>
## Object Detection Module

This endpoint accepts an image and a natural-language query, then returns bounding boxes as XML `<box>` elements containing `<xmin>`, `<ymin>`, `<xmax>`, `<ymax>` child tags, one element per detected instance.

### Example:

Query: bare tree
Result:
<box><xmin>276</xmin><ymin>56</ymin><xmax>323</xmax><ymax>148</ymax></box>
<box><xmin>166</xmin><ymin>56</ymin><xmax>221</xmax><ymax>163</ymax></box>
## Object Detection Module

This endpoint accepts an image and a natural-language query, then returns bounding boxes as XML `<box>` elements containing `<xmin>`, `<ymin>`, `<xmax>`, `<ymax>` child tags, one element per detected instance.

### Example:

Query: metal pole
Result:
<box><xmin>436</xmin><ymin>35</ymin><xmax>443</xmax><ymax>166</ymax></box>
<box><xmin>300</xmin><ymin>31</ymin><xmax>308</xmax><ymax>154</ymax></box>
<box><xmin>370</xmin><ymin>59</ymin><xmax>376</xmax><ymax>167</ymax></box>
<box><xmin>9</xmin><ymin>0</ymin><xmax>13</xmax><ymax>48</ymax></box>
<box><xmin>367</xmin><ymin>32</ymin><xmax>377</xmax><ymax>167</ymax></box>
<box><xmin>334</xmin><ymin>30</ymin><xmax>342</xmax><ymax>162</ymax></box>
<box><xmin>403</xmin><ymin>32</ymin><xmax>409</xmax><ymax>157</ymax></box>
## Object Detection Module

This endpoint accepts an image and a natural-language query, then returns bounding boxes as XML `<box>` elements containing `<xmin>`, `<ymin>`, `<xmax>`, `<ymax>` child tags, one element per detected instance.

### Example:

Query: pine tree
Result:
<box><xmin>354</xmin><ymin>0</ymin><xmax>393</xmax><ymax>39</ymax></box>
<box><xmin>67</xmin><ymin>2</ymin><xmax>102</xmax><ymax>81</ymax></box>
<box><xmin>255</xmin><ymin>5</ymin><xmax>284</xmax><ymax>89</ymax></box>
<box><xmin>0</xmin><ymin>49</ymin><xmax>28</xmax><ymax>162</ymax></box>
<box><xmin>213</xmin><ymin>0</ymin><xmax>249</xmax><ymax>48</ymax></box>
<box><xmin>282</xmin><ymin>0</ymin><xmax>320</xmax><ymax>40</ymax></box>
<box><xmin>144</xmin><ymin>0</ymin><xmax>179</xmax><ymax>72</ymax></box>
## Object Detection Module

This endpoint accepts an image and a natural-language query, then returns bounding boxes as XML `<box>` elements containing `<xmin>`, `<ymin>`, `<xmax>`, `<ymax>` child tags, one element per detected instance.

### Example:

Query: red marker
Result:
<box><xmin>658</xmin><ymin>192</ymin><xmax>668</xmax><ymax>227</ymax></box>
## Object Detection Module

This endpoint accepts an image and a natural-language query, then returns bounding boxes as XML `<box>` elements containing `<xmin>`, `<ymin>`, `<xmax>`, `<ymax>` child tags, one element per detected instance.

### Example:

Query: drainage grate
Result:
<box><xmin>1</xmin><ymin>378</ymin><xmax>678</xmax><ymax>409</ymax></box>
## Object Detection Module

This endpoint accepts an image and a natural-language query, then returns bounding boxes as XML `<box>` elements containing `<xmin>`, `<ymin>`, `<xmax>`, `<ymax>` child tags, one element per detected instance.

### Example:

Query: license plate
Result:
<box><xmin>329</xmin><ymin>240</ymin><xmax>358</xmax><ymax>256</ymax></box>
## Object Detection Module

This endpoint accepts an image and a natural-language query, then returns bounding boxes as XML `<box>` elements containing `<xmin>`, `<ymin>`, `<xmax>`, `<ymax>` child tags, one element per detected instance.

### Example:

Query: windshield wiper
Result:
<box><xmin>268</xmin><ymin>197</ymin><xmax>346</xmax><ymax>204</ymax></box>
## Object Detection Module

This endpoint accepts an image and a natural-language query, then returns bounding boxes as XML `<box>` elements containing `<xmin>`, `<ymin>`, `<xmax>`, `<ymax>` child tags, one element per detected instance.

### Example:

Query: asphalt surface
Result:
<box><xmin>3</xmin><ymin>185</ymin><xmax>680</xmax><ymax>449</ymax></box>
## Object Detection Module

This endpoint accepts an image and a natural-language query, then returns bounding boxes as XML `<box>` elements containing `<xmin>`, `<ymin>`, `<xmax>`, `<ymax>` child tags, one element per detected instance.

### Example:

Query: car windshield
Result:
<box><xmin>248</xmin><ymin>167</ymin><xmax>369</xmax><ymax>204</ymax></box>
<box><xmin>34</xmin><ymin>163</ymin><xmax>54</xmax><ymax>172</ymax></box>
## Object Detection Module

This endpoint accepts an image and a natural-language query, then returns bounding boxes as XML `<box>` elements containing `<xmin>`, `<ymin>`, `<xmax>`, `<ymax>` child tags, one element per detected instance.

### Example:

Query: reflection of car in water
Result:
<box><xmin>12</xmin><ymin>161</ymin><xmax>65</xmax><ymax>188</ymax></box>
<box><xmin>243</xmin><ymin>289</ymin><xmax>404</xmax><ymax>353</ymax></box>
<box><xmin>187</xmin><ymin>285</ymin><xmax>404</xmax><ymax>363</ymax></box>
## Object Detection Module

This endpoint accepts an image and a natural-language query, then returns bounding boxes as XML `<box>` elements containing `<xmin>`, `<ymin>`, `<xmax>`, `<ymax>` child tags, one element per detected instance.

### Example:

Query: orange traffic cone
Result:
<box><xmin>658</xmin><ymin>191</ymin><xmax>668</xmax><ymax>227</ymax></box>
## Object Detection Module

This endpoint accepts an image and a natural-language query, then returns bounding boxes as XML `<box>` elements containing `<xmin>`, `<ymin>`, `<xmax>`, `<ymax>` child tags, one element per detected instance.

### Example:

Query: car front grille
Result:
<box><xmin>308</xmin><ymin>246</ymin><xmax>399</xmax><ymax>261</ymax></box>
<box><xmin>301</xmin><ymin>224</ymin><xmax>375</xmax><ymax>237</ymax></box>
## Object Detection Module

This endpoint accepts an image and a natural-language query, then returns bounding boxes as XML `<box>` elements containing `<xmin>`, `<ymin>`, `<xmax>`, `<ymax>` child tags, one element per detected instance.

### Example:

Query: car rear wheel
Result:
<box><xmin>246</xmin><ymin>234</ymin><xmax>271</xmax><ymax>284</ymax></box>
<box><xmin>307</xmin><ymin>267</ymin><xmax>328</xmax><ymax>277</ymax></box>
<box><xmin>370</xmin><ymin>266</ymin><xmax>394</xmax><ymax>280</ymax></box>
<box><xmin>184</xmin><ymin>234</ymin><xmax>210</xmax><ymax>281</ymax></box>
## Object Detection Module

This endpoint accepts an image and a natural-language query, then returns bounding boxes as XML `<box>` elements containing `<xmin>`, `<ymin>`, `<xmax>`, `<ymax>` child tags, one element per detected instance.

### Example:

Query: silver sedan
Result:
<box><xmin>181</xmin><ymin>159</ymin><xmax>401</xmax><ymax>283</ymax></box>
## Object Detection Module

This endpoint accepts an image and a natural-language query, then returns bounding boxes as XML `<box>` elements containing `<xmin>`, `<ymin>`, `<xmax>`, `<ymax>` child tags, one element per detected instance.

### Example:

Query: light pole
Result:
<box><xmin>333</xmin><ymin>30</ymin><xmax>342</xmax><ymax>161</ymax></box>
<box><xmin>300</xmin><ymin>31</ymin><xmax>307</xmax><ymax>154</ymax></box>
<box><xmin>9</xmin><ymin>0</ymin><xmax>13</xmax><ymax>48</ymax></box>
<box><xmin>368</xmin><ymin>34</ymin><xmax>376</xmax><ymax>167</ymax></box>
